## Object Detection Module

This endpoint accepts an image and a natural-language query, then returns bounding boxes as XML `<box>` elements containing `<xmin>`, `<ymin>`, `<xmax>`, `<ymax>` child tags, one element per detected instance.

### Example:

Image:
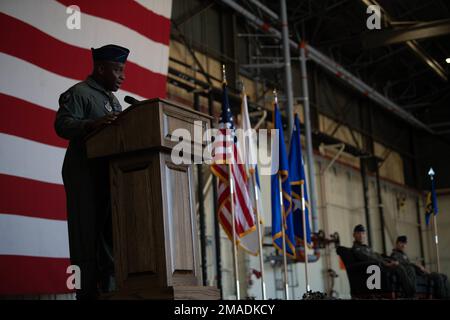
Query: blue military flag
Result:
<box><xmin>289</xmin><ymin>114</ymin><xmax>312</xmax><ymax>247</ymax></box>
<box><xmin>271</xmin><ymin>99</ymin><xmax>296</xmax><ymax>258</ymax></box>
<box><xmin>425</xmin><ymin>174</ymin><xmax>438</xmax><ymax>226</ymax></box>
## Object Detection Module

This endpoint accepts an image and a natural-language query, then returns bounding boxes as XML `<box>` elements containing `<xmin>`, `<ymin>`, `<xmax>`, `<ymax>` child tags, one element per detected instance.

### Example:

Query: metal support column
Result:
<box><xmin>415</xmin><ymin>197</ymin><xmax>426</xmax><ymax>267</ymax></box>
<box><xmin>374</xmin><ymin>164</ymin><xmax>387</xmax><ymax>255</ymax></box>
<box><xmin>299</xmin><ymin>42</ymin><xmax>319</xmax><ymax>233</ymax></box>
<box><xmin>369</xmin><ymin>104</ymin><xmax>386</xmax><ymax>255</ymax></box>
<box><xmin>360</xmin><ymin>158</ymin><xmax>372</xmax><ymax>246</ymax></box>
<box><xmin>280</xmin><ymin>0</ymin><xmax>294</xmax><ymax>135</ymax></box>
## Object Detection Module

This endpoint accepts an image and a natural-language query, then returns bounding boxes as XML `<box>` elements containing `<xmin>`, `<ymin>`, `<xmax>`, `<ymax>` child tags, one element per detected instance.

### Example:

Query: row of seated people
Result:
<box><xmin>337</xmin><ymin>224</ymin><xmax>450</xmax><ymax>299</ymax></box>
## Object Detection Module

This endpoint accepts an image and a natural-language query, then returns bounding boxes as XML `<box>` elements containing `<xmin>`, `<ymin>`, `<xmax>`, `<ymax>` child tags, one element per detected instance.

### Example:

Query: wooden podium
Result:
<box><xmin>86</xmin><ymin>98</ymin><xmax>219</xmax><ymax>300</ymax></box>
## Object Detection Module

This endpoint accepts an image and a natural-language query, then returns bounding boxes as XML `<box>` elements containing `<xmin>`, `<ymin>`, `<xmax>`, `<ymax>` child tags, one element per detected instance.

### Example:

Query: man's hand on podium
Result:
<box><xmin>87</xmin><ymin>112</ymin><xmax>120</xmax><ymax>131</ymax></box>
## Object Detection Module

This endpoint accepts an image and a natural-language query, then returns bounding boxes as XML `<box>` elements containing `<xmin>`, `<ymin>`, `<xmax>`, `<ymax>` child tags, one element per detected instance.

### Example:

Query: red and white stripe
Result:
<box><xmin>211</xmin><ymin>128</ymin><xmax>256</xmax><ymax>245</ymax></box>
<box><xmin>0</xmin><ymin>0</ymin><xmax>172</xmax><ymax>295</ymax></box>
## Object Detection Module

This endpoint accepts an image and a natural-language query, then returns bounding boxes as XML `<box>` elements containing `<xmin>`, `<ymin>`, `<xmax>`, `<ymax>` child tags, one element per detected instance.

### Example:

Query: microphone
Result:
<box><xmin>124</xmin><ymin>95</ymin><xmax>140</xmax><ymax>105</ymax></box>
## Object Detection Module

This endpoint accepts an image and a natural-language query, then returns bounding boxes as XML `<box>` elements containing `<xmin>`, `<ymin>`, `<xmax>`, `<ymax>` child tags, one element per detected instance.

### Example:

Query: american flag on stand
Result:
<box><xmin>0</xmin><ymin>0</ymin><xmax>172</xmax><ymax>295</ymax></box>
<box><xmin>211</xmin><ymin>82</ymin><xmax>256</xmax><ymax>250</ymax></box>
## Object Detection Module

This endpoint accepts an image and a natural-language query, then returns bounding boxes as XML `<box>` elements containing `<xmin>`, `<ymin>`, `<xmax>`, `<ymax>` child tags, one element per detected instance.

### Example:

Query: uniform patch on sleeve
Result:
<box><xmin>104</xmin><ymin>101</ymin><xmax>112</xmax><ymax>112</ymax></box>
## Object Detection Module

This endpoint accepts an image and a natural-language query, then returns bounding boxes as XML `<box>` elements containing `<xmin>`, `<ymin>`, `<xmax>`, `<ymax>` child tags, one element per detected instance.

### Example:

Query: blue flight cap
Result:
<box><xmin>353</xmin><ymin>224</ymin><xmax>366</xmax><ymax>233</ymax></box>
<box><xmin>91</xmin><ymin>44</ymin><xmax>130</xmax><ymax>63</ymax></box>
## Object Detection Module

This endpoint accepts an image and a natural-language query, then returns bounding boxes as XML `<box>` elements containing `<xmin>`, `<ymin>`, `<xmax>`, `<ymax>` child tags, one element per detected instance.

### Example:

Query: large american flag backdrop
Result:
<box><xmin>0</xmin><ymin>0</ymin><xmax>172</xmax><ymax>295</ymax></box>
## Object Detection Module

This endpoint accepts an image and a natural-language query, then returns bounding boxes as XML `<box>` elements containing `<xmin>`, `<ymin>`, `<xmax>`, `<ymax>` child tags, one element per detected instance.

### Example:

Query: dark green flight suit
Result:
<box><xmin>352</xmin><ymin>242</ymin><xmax>415</xmax><ymax>297</ymax></box>
<box><xmin>54</xmin><ymin>76</ymin><xmax>121</xmax><ymax>299</ymax></box>
<box><xmin>352</xmin><ymin>242</ymin><xmax>385</xmax><ymax>263</ymax></box>
<box><xmin>391</xmin><ymin>249</ymin><xmax>450</xmax><ymax>299</ymax></box>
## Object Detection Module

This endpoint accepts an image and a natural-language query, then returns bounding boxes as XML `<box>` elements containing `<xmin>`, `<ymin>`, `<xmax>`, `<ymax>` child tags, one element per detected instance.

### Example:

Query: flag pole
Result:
<box><xmin>273</xmin><ymin>89</ymin><xmax>289</xmax><ymax>300</ymax></box>
<box><xmin>223</xmin><ymin>65</ymin><xmax>240</xmax><ymax>300</ymax></box>
<box><xmin>242</xmin><ymin>85</ymin><xmax>267</xmax><ymax>300</ymax></box>
<box><xmin>251</xmin><ymin>172</ymin><xmax>267</xmax><ymax>300</ymax></box>
<box><xmin>428</xmin><ymin>168</ymin><xmax>441</xmax><ymax>273</ymax></box>
<box><xmin>300</xmin><ymin>183</ymin><xmax>310</xmax><ymax>292</ymax></box>
<box><xmin>433</xmin><ymin>213</ymin><xmax>441</xmax><ymax>273</ymax></box>
<box><xmin>228</xmin><ymin>163</ymin><xmax>241</xmax><ymax>300</ymax></box>
<box><xmin>278</xmin><ymin>176</ymin><xmax>290</xmax><ymax>300</ymax></box>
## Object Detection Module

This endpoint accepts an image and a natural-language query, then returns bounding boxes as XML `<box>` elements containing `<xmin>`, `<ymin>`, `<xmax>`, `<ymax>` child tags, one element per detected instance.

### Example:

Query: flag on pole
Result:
<box><xmin>271</xmin><ymin>99</ymin><xmax>296</xmax><ymax>258</ymax></box>
<box><xmin>240</xmin><ymin>90</ymin><xmax>257</xmax><ymax>172</ymax></box>
<box><xmin>289</xmin><ymin>114</ymin><xmax>312</xmax><ymax>247</ymax></box>
<box><xmin>238</xmin><ymin>89</ymin><xmax>264</xmax><ymax>255</ymax></box>
<box><xmin>425</xmin><ymin>174</ymin><xmax>438</xmax><ymax>226</ymax></box>
<box><xmin>211</xmin><ymin>83</ymin><xmax>256</xmax><ymax>248</ymax></box>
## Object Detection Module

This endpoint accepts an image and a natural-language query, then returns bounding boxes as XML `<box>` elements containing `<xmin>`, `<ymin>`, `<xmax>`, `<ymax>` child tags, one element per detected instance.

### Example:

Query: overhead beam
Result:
<box><xmin>248</xmin><ymin>0</ymin><xmax>279</xmax><ymax>20</ymax></box>
<box><xmin>362</xmin><ymin>19</ymin><xmax>450</xmax><ymax>48</ymax></box>
<box><xmin>361</xmin><ymin>0</ymin><xmax>447</xmax><ymax>81</ymax></box>
<box><xmin>429</xmin><ymin>121</ymin><xmax>450</xmax><ymax>129</ymax></box>
<box><xmin>218</xmin><ymin>0</ymin><xmax>434</xmax><ymax>133</ymax></box>
<box><xmin>406</xmin><ymin>40</ymin><xmax>447</xmax><ymax>81</ymax></box>
<box><xmin>241</xmin><ymin>63</ymin><xmax>284</xmax><ymax>68</ymax></box>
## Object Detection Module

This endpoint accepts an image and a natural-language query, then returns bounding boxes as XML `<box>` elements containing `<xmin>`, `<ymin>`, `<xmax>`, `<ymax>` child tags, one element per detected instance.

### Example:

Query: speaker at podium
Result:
<box><xmin>86</xmin><ymin>98</ymin><xmax>219</xmax><ymax>299</ymax></box>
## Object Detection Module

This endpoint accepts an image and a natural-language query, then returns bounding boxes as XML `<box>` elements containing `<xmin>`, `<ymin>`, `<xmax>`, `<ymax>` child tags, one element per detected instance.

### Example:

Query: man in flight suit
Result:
<box><xmin>54</xmin><ymin>44</ymin><xmax>129</xmax><ymax>300</ymax></box>
<box><xmin>391</xmin><ymin>235</ymin><xmax>450</xmax><ymax>299</ymax></box>
<box><xmin>351</xmin><ymin>224</ymin><xmax>416</xmax><ymax>298</ymax></box>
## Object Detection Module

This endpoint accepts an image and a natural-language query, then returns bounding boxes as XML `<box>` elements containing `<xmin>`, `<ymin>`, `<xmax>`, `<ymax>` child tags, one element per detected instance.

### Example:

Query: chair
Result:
<box><xmin>415</xmin><ymin>273</ymin><xmax>433</xmax><ymax>299</ymax></box>
<box><xmin>336</xmin><ymin>246</ymin><xmax>396</xmax><ymax>299</ymax></box>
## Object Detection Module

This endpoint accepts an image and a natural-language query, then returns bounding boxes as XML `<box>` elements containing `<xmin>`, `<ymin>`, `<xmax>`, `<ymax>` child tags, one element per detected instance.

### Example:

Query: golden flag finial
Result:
<box><xmin>222</xmin><ymin>64</ymin><xmax>227</xmax><ymax>84</ymax></box>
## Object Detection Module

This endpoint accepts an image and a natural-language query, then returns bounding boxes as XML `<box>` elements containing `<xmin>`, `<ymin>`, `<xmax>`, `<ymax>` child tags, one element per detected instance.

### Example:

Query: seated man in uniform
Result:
<box><xmin>54</xmin><ymin>44</ymin><xmax>129</xmax><ymax>300</ymax></box>
<box><xmin>352</xmin><ymin>224</ymin><xmax>415</xmax><ymax>297</ymax></box>
<box><xmin>391</xmin><ymin>235</ymin><xmax>450</xmax><ymax>299</ymax></box>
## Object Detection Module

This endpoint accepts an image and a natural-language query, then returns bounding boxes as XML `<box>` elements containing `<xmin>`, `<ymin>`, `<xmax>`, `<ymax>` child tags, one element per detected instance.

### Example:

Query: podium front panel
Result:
<box><xmin>160</xmin><ymin>153</ymin><xmax>201</xmax><ymax>287</ymax></box>
<box><xmin>110</xmin><ymin>152</ymin><xmax>167</xmax><ymax>292</ymax></box>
